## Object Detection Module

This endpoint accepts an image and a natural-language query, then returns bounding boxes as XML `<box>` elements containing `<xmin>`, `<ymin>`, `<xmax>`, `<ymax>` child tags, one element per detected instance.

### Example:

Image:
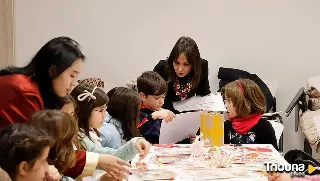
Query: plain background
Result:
<box><xmin>14</xmin><ymin>0</ymin><xmax>320</xmax><ymax>156</ymax></box>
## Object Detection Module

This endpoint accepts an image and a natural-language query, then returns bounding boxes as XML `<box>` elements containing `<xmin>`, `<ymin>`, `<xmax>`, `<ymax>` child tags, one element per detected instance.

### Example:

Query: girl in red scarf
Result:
<box><xmin>222</xmin><ymin>79</ymin><xmax>278</xmax><ymax>150</ymax></box>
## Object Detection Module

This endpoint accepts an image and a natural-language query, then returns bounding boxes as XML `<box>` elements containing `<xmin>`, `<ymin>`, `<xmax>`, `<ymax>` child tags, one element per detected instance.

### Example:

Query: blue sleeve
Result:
<box><xmin>98</xmin><ymin>122</ymin><xmax>121</xmax><ymax>149</ymax></box>
<box><xmin>81</xmin><ymin>136</ymin><xmax>138</xmax><ymax>161</ymax></box>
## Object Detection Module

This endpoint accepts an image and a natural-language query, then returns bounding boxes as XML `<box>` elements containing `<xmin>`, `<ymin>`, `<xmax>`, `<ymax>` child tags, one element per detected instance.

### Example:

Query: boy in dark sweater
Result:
<box><xmin>137</xmin><ymin>71</ymin><xmax>175</xmax><ymax>144</ymax></box>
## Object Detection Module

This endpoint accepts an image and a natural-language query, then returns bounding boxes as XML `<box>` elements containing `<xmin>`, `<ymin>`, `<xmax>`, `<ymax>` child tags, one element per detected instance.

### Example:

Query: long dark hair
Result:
<box><xmin>0</xmin><ymin>37</ymin><xmax>85</xmax><ymax>109</ymax></box>
<box><xmin>0</xmin><ymin>124</ymin><xmax>53</xmax><ymax>180</ymax></box>
<box><xmin>107</xmin><ymin>87</ymin><xmax>141</xmax><ymax>141</ymax></box>
<box><xmin>71</xmin><ymin>83</ymin><xmax>109</xmax><ymax>139</ymax></box>
<box><xmin>167</xmin><ymin>36</ymin><xmax>202</xmax><ymax>90</ymax></box>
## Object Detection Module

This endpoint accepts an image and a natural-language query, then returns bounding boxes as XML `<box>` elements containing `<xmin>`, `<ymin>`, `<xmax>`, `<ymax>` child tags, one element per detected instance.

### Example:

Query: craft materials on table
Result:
<box><xmin>130</xmin><ymin>142</ymin><xmax>285</xmax><ymax>181</ymax></box>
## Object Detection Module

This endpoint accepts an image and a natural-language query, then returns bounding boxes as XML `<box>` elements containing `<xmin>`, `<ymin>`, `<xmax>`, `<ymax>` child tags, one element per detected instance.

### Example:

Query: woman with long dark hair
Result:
<box><xmin>153</xmin><ymin>36</ymin><xmax>211</xmax><ymax>144</ymax></box>
<box><xmin>0</xmin><ymin>37</ymin><xmax>130</xmax><ymax>180</ymax></box>
<box><xmin>0</xmin><ymin>36</ymin><xmax>84</xmax><ymax>126</ymax></box>
<box><xmin>154</xmin><ymin>36</ymin><xmax>211</xmax><ymax>114</ymax></box>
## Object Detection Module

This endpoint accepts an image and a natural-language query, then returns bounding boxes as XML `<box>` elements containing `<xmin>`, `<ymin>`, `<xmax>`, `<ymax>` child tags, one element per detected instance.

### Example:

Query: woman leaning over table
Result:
<box><xmin>153</xmin><ymin>36</ymin><xmax>211</xmax><ymax>114</ymax></box>
<box><xmin>153</xmin><ymin>36</ymin><xmax>211</xmax><ymax>143</ymax></box>
<box><xmin>0</xmin><ymin>37</ymin><xmax>130</xmax><ymax>180</ymax></box>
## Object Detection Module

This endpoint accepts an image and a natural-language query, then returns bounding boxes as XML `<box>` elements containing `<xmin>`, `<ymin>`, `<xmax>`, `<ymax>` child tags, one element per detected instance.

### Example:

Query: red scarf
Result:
<box><xmin>229</xmin><ymin>113</ymin><xmax>262</xmax><ymax>134</ymax></box>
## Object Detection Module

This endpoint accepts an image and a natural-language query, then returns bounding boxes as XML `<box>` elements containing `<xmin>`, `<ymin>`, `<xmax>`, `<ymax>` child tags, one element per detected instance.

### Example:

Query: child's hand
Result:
<box><xmin>135</xmin><ymin>138</ymin><xmax>151</xmax><ymax>159</ymax></box>
<box><xmin>45</xmin><ymin>165</ymin><xmax>61</xmax><ymax>181</ymax></box>
<box><xmin>152</xmin><ymin>110</ymin><xmax>176</xmax><ymax>122</ymax></box>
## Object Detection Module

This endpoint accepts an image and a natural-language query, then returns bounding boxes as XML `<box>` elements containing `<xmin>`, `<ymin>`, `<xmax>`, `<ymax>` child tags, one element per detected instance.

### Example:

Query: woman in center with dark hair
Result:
<box><xmin>153</xmin><ymin>36</ymin><xmax>211</xmax><ymax>114</ymax></box>
<box><xmin>153</xmin><ymin>36</ymin><xmax>211</xmax><ymax>143</ymax></box>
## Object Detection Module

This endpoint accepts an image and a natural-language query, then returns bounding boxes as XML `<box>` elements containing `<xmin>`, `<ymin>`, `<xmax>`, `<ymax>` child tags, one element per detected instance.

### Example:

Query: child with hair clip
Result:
<box><xmin>30</xmin><ymin>110</ymin><xmax>132</xmax><ymax>181</ymax></box>
<box><xmin>70</xmin><ymin>83</ymin><xmax>150</xmax><ymax>159</ymax></box>
<box><xmin>222</xmin><ymin>79</ymin><xmax>278</xmax><ymax>150</ymax></box>
<box><xmin>99</xmin><ymin>87</ymin><xmax>141</xmax><ymax>148</ymax></box>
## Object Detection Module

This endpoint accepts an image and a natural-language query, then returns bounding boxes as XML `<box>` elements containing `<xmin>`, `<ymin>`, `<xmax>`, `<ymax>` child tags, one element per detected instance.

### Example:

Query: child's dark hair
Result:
<box><xmin>71</xmin><ymin>83</ymin><xmax>109</xmax><ymax>139</ymax></box>
<box><xmin>106</xmin><ymin>87</ymin><xmax>117</xmax><ymax>103</ymax></box>
<box><xmin>137</xmin><ymin>71</ymin><xmax>167</xmax><ymax>96</ymax></box>
<box><xmin>167</xmin><ymin>36</ymin><xmax>202</xmax><ymax>90</ymax></box>
<box><xmin>107</xmin><ymin>87</ymin><xmax>141</xmax><ymax>141</ymax></box>
<box><xmin>221</xmin><ymin>79</ymin><xmax>266</xmax><ymax>117</ymax></box>
<box><xmin>29</xmin><ymin>110</ymin><xmax>78</xmax><ymax>173</ymax></box>
<box><xmin>59</xmin><ymin>94</ymin><xmax>77</xmax><ymax>109</ymax></box>
<box><xmin>0</xmin><ymin>124</ymin><xmax>54</xmax><ymax>180</ymax></box>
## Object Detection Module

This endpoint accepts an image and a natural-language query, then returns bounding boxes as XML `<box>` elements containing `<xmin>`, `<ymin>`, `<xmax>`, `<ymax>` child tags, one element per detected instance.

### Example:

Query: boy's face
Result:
<box><xmin>17</xmin><ymin>146</ymin><xmax>50</xmax><ymax>181</ymax></box>
<box><xmin>140</xmin><ymin>93</ymin><xmax>165</xmax><ymax>111</ymax></box>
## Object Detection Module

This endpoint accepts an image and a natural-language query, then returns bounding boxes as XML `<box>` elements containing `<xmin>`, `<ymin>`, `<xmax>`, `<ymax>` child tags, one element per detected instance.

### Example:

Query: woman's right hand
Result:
<box><xmin>97</xmin><ymin>154</ymin><xmax>132</xmax><ymax>180</ymax></box>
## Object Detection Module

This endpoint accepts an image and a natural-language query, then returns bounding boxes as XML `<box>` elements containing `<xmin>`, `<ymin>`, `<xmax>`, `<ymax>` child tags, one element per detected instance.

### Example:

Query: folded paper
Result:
<box><xmin>173</xmin><ymin>93</ymin><xmax>226</xmax><ymax>112</ymax></box>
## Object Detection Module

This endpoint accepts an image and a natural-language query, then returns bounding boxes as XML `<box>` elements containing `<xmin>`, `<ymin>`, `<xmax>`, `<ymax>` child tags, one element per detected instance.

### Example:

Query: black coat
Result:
<box><xmin>218</xmin><ymin>67</ymin><xmax>274</xmax><ymax>112</ymax></box>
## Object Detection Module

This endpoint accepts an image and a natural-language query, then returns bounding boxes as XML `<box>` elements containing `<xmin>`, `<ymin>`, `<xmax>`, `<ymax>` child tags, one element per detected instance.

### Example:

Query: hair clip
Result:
<box><xmin>236</xmin><ymin>80</ymin><xmax>244</xmax><ymax>94</ymax></box>
<box><xmin>77</xmin><ymin>86</ymin><xmax>97</xmax><ymax>102</ymax></box>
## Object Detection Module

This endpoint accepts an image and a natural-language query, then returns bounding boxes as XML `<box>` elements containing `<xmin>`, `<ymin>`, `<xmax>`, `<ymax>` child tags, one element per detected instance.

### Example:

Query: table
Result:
<box><xmin>128</xmin><ymin>144</ymin><xmax>288</xmax><ymax>181</ymax></box>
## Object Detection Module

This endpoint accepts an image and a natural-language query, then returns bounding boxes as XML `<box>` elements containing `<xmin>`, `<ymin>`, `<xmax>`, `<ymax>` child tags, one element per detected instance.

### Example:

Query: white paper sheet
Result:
<box><xmin>159</xmin><ymin>111</ymin><xmax>201</xmax><ymax>144</ymax></box>
<box><xmin>172</xmin><ymin>93</ymin><xmax>226</xmax><ymax>112</ymax></box>
<box><xmin>313</xmin><ymin>114</ymin><xmax>320</xmax><ymax>137</ymax></box>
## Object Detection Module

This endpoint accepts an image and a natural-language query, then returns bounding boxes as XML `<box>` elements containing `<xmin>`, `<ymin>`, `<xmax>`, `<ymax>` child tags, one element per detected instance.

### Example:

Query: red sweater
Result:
<box><xmin>0</xmin><ymin>74</ymin><xmax>86</xmax><ymax>178</ymax></box>
<box><xmin>0</xmin><ymin>74</ymin><xmax>43</xmax><ymax>128</ymax></box>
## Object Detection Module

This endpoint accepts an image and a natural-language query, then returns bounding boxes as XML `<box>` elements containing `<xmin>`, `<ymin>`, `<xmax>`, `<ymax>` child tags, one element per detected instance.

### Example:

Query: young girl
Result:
<box><xmin>99</xmin><ymin>87</ymin><xmax>141</xmax><ymax>148</ymax></box>
<box><xmin>70</xmin><ymin>83</ymin><xmax>150</xmax><ymax>159</ymax></box>
<box><xmin>29</xmin><ymin>110</ymin><xmax>132</xmax><ymax>181</ymax></box>
<box><xmin>222</xmin><ymin>79</ymin><xmax>278</xmax><ymax>150</ymax></box>
<box><xmin>0</xmin><ymin>124</ymin><xmax>53</xmax><ymax>181</ymax></box>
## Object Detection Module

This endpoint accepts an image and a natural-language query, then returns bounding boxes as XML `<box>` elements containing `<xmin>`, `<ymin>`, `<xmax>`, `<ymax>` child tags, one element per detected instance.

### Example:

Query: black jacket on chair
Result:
<box><xmin>218</xmin><ymin>67</ymin><xmax>274</xmax><ymax>112</ymax></box>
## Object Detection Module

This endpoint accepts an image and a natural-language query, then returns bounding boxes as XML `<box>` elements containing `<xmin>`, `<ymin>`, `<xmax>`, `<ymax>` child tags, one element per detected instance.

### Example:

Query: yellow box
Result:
<box><xmin>200</xmin><ymin>112</ymin><xmax>224</xmax><ymax>146</ymax></box>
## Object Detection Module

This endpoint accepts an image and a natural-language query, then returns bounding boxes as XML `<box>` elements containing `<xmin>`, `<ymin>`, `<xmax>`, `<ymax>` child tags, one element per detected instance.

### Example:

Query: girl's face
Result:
<box><xmin>60</xmin><ymin>103</ymin><xmax>75</xmax><ymax>116</ymax></box>
<box><xmin>89</xmin><ymin>104</ymin><xmax>107</xmax><ymax>129</ymax></box>
<box><xmin>173</xmin><ymin>53</ymin><xmax>192</xmax><ymax>78</ymax></box>
<box><xmin>224</xmin><ymin>98</ymin><xmax>237</xmax><ymax>118</ymax></box>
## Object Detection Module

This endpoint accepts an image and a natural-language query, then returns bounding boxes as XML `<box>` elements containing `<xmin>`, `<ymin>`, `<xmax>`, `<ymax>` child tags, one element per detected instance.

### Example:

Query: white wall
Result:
<box><xmin>14</xmin><ymin>0</ymin><xmax>320</xmax><ymax>155</ymax></box>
